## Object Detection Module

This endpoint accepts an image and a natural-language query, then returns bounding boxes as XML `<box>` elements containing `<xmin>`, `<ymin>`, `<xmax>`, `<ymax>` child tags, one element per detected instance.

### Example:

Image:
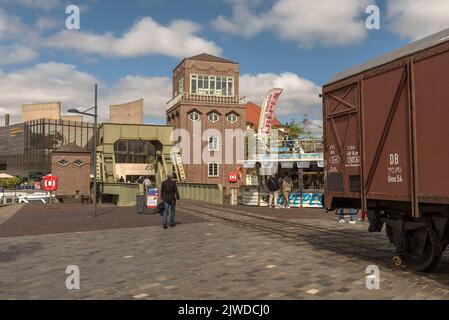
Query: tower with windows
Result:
<box><xmin>166</xmin><ymin>53</ymin><xmax>246</xmax><ymax>192</ymax></box>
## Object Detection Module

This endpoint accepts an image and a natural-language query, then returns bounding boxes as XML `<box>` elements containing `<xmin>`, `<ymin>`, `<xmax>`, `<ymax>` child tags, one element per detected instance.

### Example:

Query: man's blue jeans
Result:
<box><xmin>163</xmin><ymin>200</ymin><xmax>176</xmax><ymax>226</ymax></box>
<box><xmin>338</xmin><ymin>208</ymin><xmax>356</xmax><ymax>221</ymax></box>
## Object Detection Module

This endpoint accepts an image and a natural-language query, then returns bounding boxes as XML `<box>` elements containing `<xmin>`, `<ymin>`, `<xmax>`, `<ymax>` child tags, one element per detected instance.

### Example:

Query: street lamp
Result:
<box><xmin>68</xmin><ymin>84</ymin><xmax>98</xmax><ymax>218</ymax></box>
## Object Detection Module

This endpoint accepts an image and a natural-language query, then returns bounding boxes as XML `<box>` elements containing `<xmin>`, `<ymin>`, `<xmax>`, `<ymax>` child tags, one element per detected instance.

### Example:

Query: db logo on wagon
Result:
<box><xmin>43</xmin><ymin>175</ymin><xmax>58</xmax><ymax>192</ymax></box>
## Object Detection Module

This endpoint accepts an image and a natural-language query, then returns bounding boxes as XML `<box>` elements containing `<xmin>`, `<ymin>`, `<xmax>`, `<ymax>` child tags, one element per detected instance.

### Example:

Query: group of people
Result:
<box><xmin>266</xmin><ymin>173</ymin><xmax>360</xmax><ymax>224</ymax></box>
<box><xmin>267</xmin><ymin>173</ymin><xmax>293</xmax><ymax>209</ymax></box>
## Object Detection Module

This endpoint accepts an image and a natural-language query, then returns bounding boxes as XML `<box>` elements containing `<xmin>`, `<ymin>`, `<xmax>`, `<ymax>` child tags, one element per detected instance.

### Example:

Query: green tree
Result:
<box><xmin>286</xmin><ymin>119</ymin><xmax>304</xmax><ymax>139</ymax></box>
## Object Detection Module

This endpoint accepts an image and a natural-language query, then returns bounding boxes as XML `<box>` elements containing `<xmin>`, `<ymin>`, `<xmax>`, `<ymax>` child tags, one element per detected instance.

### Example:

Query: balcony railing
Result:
<box><xmin>166</xmin><ymin>93</ymin><xmax>245</xmax><ymax>110</ymax></box>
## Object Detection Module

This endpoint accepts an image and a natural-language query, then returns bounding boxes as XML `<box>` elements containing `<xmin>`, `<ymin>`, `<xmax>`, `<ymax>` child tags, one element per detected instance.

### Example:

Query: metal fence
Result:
<box><xmin>101</xmin><ymin>182</ymin><xmax>141</xmax><ymax>207</ymax></box>
<box><xmin>177</xmin><ymin>183</ymin><xmax>224</xmax><ymax>205</ymax></box>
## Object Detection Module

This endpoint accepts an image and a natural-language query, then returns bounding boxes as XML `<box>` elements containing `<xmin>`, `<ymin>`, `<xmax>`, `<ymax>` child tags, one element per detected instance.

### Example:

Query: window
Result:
<box><xmin>114</xmin><ymin>140</ymin><xmax>156</xmax><ymax>164</ymax></box>
<box><xmin>58</xmin><ymin>159</ymin><xmax>69</xmax><ymax>167</ymax></box>
<box><xmin>207</xmin><ymin>112</ymin><xmax>219</xmax><ymax>123</ymax></box>
<box><xmin>178</xmin><ymin>76</ymin><xmax>184</xmax><ymax>94</ymax></box>
<box><xmin>188</xmin><ymin>111</ymin><xmax>200</xmax><ymax>122</ymax></box>
<box><xmin>208</xmin><ymin>136</ymin><xmax>220</xmax><ymax>151</ymax></box>
<box><xmin>208</xmin><ymin>162</ymin><xmax>219</xmax><ymax>177</ymax></box>
<box><xmin>191</xmin><ymin>75</ymin><xmax>197</xmax><ymax>94</ymax></box>
<box><xmin>227</xmin><ymin>113</ymin><xmax>238</xmax><ymax>124</ymax></box>
<box><xmin>191</xmin><ymin>74</ymin><xmax>234</xmax><ymax>96</ymax></box>
<box><xmin>0</xmin><ymin>164</ymin><xmax>7</xmax><ymax>171</ymax></box>
<box><xmin>73</xmin><ymin>159</ymin><xmax>85</xmax><ymax>167</ymax></box>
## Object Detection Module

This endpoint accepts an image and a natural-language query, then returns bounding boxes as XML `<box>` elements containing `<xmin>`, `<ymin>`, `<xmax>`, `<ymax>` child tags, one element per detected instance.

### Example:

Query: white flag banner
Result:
<box><xmin>258</xmin><ymin>88</ymin><xmax>283</xmax><ymax>135</ymax></box>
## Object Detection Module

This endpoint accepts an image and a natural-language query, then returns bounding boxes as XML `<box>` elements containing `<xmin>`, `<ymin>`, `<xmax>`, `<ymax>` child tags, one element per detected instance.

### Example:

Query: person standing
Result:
<box><xmin>281</xmin><ymin>173</ymin><xmax>293</xmax><ymax>209</ymax></box>
<box><xmin>160</xmin><ymin>174</ymin><xmax>180</xmax><ymax>229</ymax></box>
<box><xmin>267</xmin><ymin>174</ymin><xmax>281</xmax><ymax>209</ymax></box>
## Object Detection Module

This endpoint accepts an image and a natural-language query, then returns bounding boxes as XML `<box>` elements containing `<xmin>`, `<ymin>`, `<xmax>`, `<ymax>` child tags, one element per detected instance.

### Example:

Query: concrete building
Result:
<box><xmin>166</xmin><ymin>53</ymin><xmax>246</xmax><ymax>194</ymax></box>
<box><xmin>110</xmin><ymin>99</ymin><xmax>144</xmax><ymax>125</ymax></box>
<box><xmin>0</xmin><ymin>118</ymin><xmax>96</xmax><ymax>178</ymax></box>
<box><xmin>22</xmin><ymin>102</ymin><xmax>61</xmax><ymax>122</ymax></box>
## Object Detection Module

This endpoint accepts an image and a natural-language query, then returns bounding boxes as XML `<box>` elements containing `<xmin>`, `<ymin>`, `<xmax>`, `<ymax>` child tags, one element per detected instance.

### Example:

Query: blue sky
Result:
<box><xmin>1</xmin><ymin>0</ymin><xmax>449</xmax><ymax>127</ymax></box>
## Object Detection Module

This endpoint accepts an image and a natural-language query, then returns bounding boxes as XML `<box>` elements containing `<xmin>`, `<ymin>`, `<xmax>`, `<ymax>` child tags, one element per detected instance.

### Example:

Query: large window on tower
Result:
<box><xmin>191</xmin><ymin>74</ymin><xmax>234</xmax><ymax>96</ymax></box>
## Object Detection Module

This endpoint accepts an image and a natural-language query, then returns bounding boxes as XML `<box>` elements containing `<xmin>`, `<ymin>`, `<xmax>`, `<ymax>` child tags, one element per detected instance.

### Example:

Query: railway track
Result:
<box><xmin>179</xmin><ymin>203</ymin><xmax>449</xmax><ymax>274</ymax></box>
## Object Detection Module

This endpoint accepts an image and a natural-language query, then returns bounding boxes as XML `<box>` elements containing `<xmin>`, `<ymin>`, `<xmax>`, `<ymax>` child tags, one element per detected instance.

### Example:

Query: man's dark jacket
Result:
<box><xmin>160</xmin><ymin>178</ymin><xmax>180</xmax><ymax>202</ymax></box>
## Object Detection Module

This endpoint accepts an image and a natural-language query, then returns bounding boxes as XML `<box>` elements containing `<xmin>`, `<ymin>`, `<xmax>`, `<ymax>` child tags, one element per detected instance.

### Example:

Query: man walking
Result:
<box><xmin>160</xmin><ymin>174</ymin><xmax>180</xmax><ymax>229</ymax></box>
<box><xmin>267</xmin><ymin>174</ymin><xmax>280</xmax><ymax>209</ymax></box>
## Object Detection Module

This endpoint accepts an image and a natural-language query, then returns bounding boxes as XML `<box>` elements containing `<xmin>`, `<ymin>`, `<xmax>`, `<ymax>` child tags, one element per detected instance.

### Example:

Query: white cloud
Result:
<box><xmin>1</xmin><ymin>8</ymin><xmax>222</xmax><ymax>65</ymax></box>
<box><xmin>213</xmin><ymin>0</ymin><xmax>369</xmax><ymax>47</ymax></box>
<box><xmin>387</xmin><ymin>0</ymin><xmax>449</xmax><ymax>40</ymax></box>
<box><xmin>0</xmin><ymin>44</ymin><xmax>38</xmax><ymax>65</ymax></box>
<box><xmin>0</xmin><ymin>8</ymin><xmax>24</xmax><ymax>40</ymax></box>
<box><xmin>43</xmin><ymin>17</ymin><xmax>223</xmax><ymax>59</ymax></box>
<box><xmin>240</xmin><ymin>72</ymin><xmax>322</xmax><ymax>119</ymax></box>
<box><xmin>0</xmin><ymin>62</ymin><xmax>171</xmax><ymax>124</ymax></box>
<box><xmin>35</xmin><ymin>17</ymin><xmax>60</xmax><ymax>32</ymax></box>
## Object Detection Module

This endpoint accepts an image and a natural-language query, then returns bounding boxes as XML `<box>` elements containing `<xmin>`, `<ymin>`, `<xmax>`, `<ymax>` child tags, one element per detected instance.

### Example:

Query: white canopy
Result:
<box><xmin>0</xmin><ymin>173</ymin><xmax>14</xmax><ymax>179</ymax></box>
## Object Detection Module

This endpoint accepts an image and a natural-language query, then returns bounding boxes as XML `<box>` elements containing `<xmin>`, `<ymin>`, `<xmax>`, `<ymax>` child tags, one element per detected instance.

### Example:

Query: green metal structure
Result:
<box><xmin>97</xmin><ymin>123</ymin><xmax>186</xmax><ymax>206</ymax></box>
<box><xmin>96</xmin><ymin>123</ymin><xmax>223</xmax><ymax>207</ymax></box>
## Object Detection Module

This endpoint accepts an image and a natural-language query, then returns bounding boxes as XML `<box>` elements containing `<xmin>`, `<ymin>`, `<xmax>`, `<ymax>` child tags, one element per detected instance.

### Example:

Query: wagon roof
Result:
<box><xmin>325</xmin><ymin>28</ymin><xmax>449</xmax><ymax>86</ymax></box>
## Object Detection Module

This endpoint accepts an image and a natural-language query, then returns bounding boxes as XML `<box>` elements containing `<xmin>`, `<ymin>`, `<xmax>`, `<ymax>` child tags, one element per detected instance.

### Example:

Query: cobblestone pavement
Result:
<box><xmin>1</xmin><ymin>201</ymin><xmax>449</xmax><ymax>300</ymax></box>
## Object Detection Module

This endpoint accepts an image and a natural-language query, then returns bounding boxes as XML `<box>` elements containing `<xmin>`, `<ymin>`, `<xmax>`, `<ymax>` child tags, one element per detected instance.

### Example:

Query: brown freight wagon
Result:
<box><xmin>323</xmin><ymin>28</ymin><xmax>449</xmax><ymax>271</ymax></box>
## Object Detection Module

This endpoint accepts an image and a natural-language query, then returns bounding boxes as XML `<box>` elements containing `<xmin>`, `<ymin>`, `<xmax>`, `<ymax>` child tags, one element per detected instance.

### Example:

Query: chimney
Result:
<box><xmin>5</xmin><ymin>114</ymin><xmax>10</xmax><ymax>126</ymax></box>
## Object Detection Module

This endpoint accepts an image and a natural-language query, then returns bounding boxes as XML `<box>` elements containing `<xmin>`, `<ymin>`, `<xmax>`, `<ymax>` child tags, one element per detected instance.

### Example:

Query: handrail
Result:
<box><xmin>177</xmin><ymin>182</ymin><xmax>224</xmax><ymax>205</ymax></box>
<box><xmin>166</xmin><ymin>93</ymin><xmax>245</xmax><ymax>110</ymax></box>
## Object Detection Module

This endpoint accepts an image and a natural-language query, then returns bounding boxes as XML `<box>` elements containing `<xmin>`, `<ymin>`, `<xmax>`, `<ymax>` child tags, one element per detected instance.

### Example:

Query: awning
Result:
<box><xmin>0</xmin><ymin>173</ymin><xmax>14</xmax><ymax>179</ymax></box>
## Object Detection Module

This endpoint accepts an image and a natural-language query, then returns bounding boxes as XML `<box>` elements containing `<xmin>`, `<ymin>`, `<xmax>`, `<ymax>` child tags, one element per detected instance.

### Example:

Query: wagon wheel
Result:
<box><xmin>397</xmin><ymin>229</ymin><xmax>442</xmax><ymax>272</ymax></box>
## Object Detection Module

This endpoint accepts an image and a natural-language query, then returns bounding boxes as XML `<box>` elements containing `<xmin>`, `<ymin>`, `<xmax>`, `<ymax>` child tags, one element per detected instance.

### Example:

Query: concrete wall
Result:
<box><xmin>22</xmin><ymin>102</ymin><xmax>60</xmax><ymax>122</ymax></box>
<box><xmin>110</xmin><ymin>99</ymin><xmax>144</xmax><ymax>124</ymax></box>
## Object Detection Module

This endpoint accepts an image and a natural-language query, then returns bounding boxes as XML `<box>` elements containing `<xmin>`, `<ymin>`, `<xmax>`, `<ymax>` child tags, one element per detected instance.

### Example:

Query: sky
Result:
<box><xmin>1</xmin><ymin>0</ymin><xmax>449</xmax><ymax>131</ymax></box>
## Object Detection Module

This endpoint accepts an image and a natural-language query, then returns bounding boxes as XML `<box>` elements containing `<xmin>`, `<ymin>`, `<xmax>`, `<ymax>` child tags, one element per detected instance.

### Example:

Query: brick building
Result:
<box><xmin>166</xmin><ymin>53</ymin><xmax>247</xmax><ymax>193</ymax></box>
<box><xmin>51</xmin><ymin>143</ymin><xmax>91</xmax><ymax>200</ymax></box>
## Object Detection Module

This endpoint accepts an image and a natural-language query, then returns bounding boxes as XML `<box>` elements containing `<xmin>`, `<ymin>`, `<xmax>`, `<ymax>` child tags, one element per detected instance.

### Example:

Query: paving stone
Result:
<box><xmin>1</xmin><ymin>201</ymin><xmax>449</xmax><ymax>299</ymax></box>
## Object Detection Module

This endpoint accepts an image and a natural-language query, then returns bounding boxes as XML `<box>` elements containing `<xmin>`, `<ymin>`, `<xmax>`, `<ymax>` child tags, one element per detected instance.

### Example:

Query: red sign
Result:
<box><xmin>42</xmin><ymin>175</ymin><xmax>58</xmax><ymax>192</ymax></box>
<box><xmin>229</xmin><ymin>172</ymin><xmax>238</xmax><ymax>183</ymax></box>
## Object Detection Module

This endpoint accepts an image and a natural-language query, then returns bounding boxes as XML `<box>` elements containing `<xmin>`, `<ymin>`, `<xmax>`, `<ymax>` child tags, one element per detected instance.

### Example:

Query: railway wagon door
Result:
<box><xmin>361</xmin><ymin>66</ymin><xmax>411</xmax><ymax>203</ymax></box>
<box><xmin>324</xmin><ymin>83</ymin><xmax>362</xmax><ymax>208</ymax></box>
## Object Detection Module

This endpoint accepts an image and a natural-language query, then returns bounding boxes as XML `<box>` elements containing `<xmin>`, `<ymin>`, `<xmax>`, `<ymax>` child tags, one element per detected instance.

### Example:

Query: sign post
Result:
<box><xmin>42</xmin><ymin>175</ymin><xmax>58</xmax><ymax>204</ymax></box>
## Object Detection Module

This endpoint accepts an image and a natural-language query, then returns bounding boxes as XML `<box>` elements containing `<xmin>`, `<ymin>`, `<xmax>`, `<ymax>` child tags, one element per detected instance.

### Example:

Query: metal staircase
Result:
<box><xmin>154</xmin><ymin>151</ymin><xmax>187</xmax><ymax>185</ymax></box>
<box><xmin>173</xmin><ymin>152</ymin><xmax>187</xmax><ymax>182</ymax></box>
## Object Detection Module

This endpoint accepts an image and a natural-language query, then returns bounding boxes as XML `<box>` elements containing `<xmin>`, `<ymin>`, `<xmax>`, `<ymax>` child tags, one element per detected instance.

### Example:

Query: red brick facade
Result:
<box><xmin>51</xmin><ymin>146</ymin><xmax>91</xmax><ymax>197</ymax></box>
<box><xmin>167</xmin><ymin>54</ymin><xmax>246</xmax><ymax>193</ymax></box>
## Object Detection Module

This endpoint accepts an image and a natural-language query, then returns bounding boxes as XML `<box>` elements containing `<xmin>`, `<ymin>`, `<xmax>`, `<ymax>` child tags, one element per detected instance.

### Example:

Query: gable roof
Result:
<box><xmin>187</xmin><ymin>53</ymin><xmax>237</xmax><ymax>64</ymax></box>
<box><xmin>326</xmin><ymin>27</ymin><xmax>449</xmax><ymax>85</ymax></box>
<box><xmin>174</xmin><ymin>53</ymin><xmax>237</xmax><ymax>71</ymax></box>
<box><xmin>245</xmin><ymin>101</ymin><xmax>283</xmax><ymax>128</ymax></box>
